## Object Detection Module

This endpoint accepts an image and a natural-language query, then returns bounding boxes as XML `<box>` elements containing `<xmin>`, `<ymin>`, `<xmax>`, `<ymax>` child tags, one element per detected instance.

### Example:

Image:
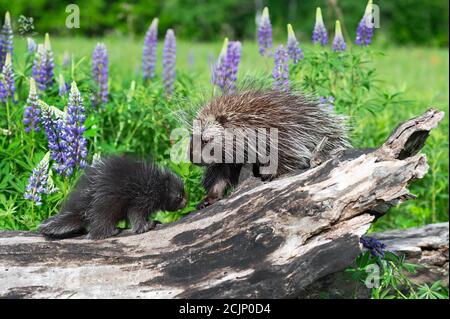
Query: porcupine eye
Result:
<box><xmin>216</xmin><ymin>115</ymin><xmax>226</xmax><ymax>125</ymax></box>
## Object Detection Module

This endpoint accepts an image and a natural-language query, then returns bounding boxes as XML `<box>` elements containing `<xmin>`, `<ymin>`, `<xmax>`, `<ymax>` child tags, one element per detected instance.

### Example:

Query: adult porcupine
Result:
<box><xmin>39</xmin><ymin>156</ymin><xmax>187</xmax><ymax>239</ymax></box>
<box><xmin>190</xmin><ymin>89</ymin><xmax>350</xmax><ymax>208</ymax></box>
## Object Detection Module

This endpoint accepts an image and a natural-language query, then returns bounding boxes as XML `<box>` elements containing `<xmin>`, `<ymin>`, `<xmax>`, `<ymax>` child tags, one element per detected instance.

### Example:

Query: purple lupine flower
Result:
<box><xmin>0</xmin><ymin>53</ymin><xmax>14</xmax><ymax>99</ymax></box>
<box><xmin>257</xmin><ymin>7</ymin><xmax>273</xmax><ymax>57</ymax></box>
<box><xmin>142</xmin><ymin>18</ymin><xmax>158</xmax><ymax>80</ymax></box>
<box><xmin>319</xmin><ymin>96</ymin><xmax>335</xmax><ymax>111</ymax></box>
<box><xmin>27</xmin><ymin>37</ymin><xmax>37</xmax><ymax>54</ymax></box>
<box><xmin>222</xmin><ymin>41</ymin><xmax>241</xmax><ymax>93</ymax></box>
<box><xmin>287</xmin><ymin>24</ymin><xmax>304</xmax><ymax>64</ymax></box>
<box><xmin>211</xmin><ymin>38</ymin><xmax>242</xmax><ymax>94</ymax></box>
<box><xmin>0</xmin><ymin>12</ymin><xmax>13</xmax><ymax>69</ymax></box>
<box><xmin>272</xmin><ymin>45</ymin><xmax>289</xmax><ymax>92</ymax></box>
<box><xmin>162</xmin><ymin>29</ymin><xmax>176</xmax><ymax>95</ymax></box>
<box><xmin>211</xmin><ymin>37</ymin><xmax>228</xmax><ymax>89</ymax></box>
<box><xmin>0</xmin><ymin>78</ymin><xmax>7</xmax><ymax>102</ymax></box>
<box><xmin>23</xmin><ymin>78</ymin><xmax>41</xmax><ymax>133</ymax></box>
<box><xmin>32</xmin><ymin>44</ymin><xmax>48</xmax><ymax>91</ymax></box>
<box><xmin>356</xmin><ymin>0</ymin><xmax>375</xmax><ymax>46</ymax></box>
<box><xmin>61</xmin><ymin>81</ymin><xmax>88</xmax><ymax>176</ymax></box>
<box><xmin>43</xmin><ymin>33</ymin><xmax>55</xmax><ymax>87</ymax></box>
<box><xmin>360</xmin><ymin>236</ymin><xmax>386</xmax><ymax>258</ymax></box>
<box><xmin>62</xmin><ymin>51</ymin><xmax>70</xmax><ymax>68</ymax></box>
<box><xmin>58</xmin><ymin>73</ymin><xmax>68</xmax><ymax>96</ymax></box>
<box><xmin>39</xmin><ymin>100</ymin><xmax>67</xmax><ymax>174</ymax></box>
<box><xmin>312</xmin><ymin>7</ymin><xmax>328</xmax><ymax>46</ymax></box>
<box><xmin>91</xmin><ymin>43</ymin><xmax>109</xmax><ymax>106</ymax></box>
<box><xmin>332</xmin><ymin>20</ymin><xmax>346</xmax><ymax>52</ymax></box>
<box><xmin>24</xmin><ymin>152</ymin><xmax>51</xmax><ymax>205</ymax></box>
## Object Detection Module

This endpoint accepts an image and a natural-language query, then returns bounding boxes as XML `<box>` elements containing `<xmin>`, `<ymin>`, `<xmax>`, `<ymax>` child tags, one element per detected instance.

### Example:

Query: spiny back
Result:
<box><xmin>196</xmin><ymin>89</ymin><xmax>351</xmax><ymax>173</ymax></box>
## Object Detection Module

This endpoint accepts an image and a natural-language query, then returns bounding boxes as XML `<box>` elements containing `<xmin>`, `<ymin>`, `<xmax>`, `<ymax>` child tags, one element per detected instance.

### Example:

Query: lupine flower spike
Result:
<box><xmin>0</xmin><ymin>12</ymin><xmax>13</xmax><ymax>69</ymax></box>
<box><xmin>223</xmin><ymin>41</ymin><xmax>241</xmax><ymax>93</ymax></box>
<box><xmin>356</xmin><ymin>0</ymin><xmax>375</xmax><ymax>46</ymax></box>
<box><xmin>272</xmin><ymin>45</ymin><xmax>289</xmax><ymax>92</ymax></box>
<box><xmin>287</xmin><ymin>24</ymin><xmax>303</xmax><ymax>64</ymax></box>
<box><xmin>44</xmin><ymin>33</ymin><xmax>55</xmax><ymax>86</ymax></box>
<box><xmin>312</xmin><ymin>7</ymin><xmax>328</xmax><ymax>46</ymax></box>
<box><xmin>58</xmin><ymin>73</ymin><xmax>67</xmax><ymax>96</ymax></box>
<box><xmin>1</xmin><ymin>53</ymin><xmax>15</xmax><ymax>99</ymax></box>
<box><xmin>23</xmin><ymin>78</ymin><xmax>41</xmax><ymax>133</ymax></box>
<box><xmin>142</xmin><ymin>18</ymin><xmax>158</xmax><ymax>80</ymax></box>
<box><xmin>62</xmin><ymin>51</ymin><xmax>71</xmax><ymax>68</ymax></box>
<box><xmin>257</xmin><ymin>7</ymin><xmax>273</xmax><ymax>57</ymax></box>
<box><xmin>27</xmin><ymin>37</ymin><xmax>37</xmax><ymax>54</ymax></box>
<box><xmin>212</xmin><ymin>38</ymin><xmax>242</xmax><ymax>94</ymax></box>
<box><xmin>32</xmin><ymin>44</ymin><xmax>47</xmax><ymax>90</ymax></box>
<box><xmin>91</xmin><ymin>43</ymin><xmax>109</xmax><ymax>106</ymax></box>
<box><xmin>211</xmin><ymin>37</ymin><xmax>228</xmax><ymax>89</ymax></box>
<box><xmin>39</xmin><ymin>100</ymin><xmax>67</xmax><ymax>174</ymax></box>
<box><xmin>162</xmin><ymin>29</ymin><xmax>176</xmax><ymax>95</ymax></box>
<box><xmin>63</xmin><ymin>81</ymin><xmax>88</xmax><ymax>176</ymax></box>
<box><xmin>332</xmin><ymin>20</ymin><xmax>346</xmax><ymax>52</ymax></box>
<box><xmin>24</xmin><ymin>152</ymin><xmax>51</xmax><ymax>205</ymax></box>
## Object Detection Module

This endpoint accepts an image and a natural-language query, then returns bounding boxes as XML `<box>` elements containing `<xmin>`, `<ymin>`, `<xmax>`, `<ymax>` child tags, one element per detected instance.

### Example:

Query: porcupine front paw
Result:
<box><xmin>196</xmin><ymin>196</ymin><xmax>219</xmax><ymax>210</ymax></box>
<box><xmin>132</xmin><ymin>221</ymin><xmax>158</xmax><ymax>234</ymax></box>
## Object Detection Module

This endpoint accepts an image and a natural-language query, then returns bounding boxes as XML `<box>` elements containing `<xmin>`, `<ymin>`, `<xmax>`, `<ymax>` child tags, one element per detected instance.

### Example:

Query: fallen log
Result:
<box><xmin>0</xmin><ymin>108</ymin><xmax>444</xmax><ymax>298</ymax></box>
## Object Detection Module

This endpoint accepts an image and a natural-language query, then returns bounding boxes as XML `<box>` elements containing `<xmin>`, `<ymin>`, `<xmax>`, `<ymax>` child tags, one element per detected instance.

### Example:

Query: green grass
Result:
<box><xmin>2</xmin><ymin>36</ymin><xmax>449</xmax><ymax>232</ymax></box>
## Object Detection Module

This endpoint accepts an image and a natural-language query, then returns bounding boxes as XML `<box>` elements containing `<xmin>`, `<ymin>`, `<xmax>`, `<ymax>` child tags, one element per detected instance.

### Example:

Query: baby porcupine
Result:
<box><xmin>39</xmin><ymin>156</ymin><xmax>187</xmax><ymax>239</ymax></box>
<box><xmin>191</xmin><ymin>89</ymin><xmax>351</xmax><ymax>208</ymax></box>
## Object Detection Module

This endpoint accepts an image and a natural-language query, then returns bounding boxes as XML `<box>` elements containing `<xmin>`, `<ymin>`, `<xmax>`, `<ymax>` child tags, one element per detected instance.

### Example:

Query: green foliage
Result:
<box><xmin>0</xmin><ymin>43</ymin><xmax>205</xmax><ymax>230</ymax></box>
<box><xmin>1</xmin><ymin>1</ymin><xmax>448</xmax><ymax>46</ymax></box>
<box><xmin>347</xmin><ymin>250</ymin><xmax>449</xmax><ymax>299</ymax></box>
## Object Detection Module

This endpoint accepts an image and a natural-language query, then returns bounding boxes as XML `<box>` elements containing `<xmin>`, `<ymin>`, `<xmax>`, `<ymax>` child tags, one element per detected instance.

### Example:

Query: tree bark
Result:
<box><xmin>0</xmin><ymin>109</ymin><xmax>445</xmax><ymax>299</ymax></box>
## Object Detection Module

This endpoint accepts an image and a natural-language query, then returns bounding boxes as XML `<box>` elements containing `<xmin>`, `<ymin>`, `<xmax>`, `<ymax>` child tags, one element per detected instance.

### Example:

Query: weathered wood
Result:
<box><xmin>0</xmin><ymin>109</ymin><xmax>444</xmax><ymax>299</ymax></box>
<box><xmin>298</xmin><ymin>222</ymin><xmax>449</xmax><ymax>299</ymax></box>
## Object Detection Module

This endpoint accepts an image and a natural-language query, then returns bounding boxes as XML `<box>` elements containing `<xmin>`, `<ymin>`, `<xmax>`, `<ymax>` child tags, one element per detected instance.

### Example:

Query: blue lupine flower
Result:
<box><xmin>27</xmin><ymin>37</ymin><xmax>37</xmax><ymax>54</ymax></box>
<box><xmin>319</xmin><ymin>96</ymin><xmax>335</xmax><ymax>111</ymax></box>
<box><xmin>58</xmin><ymin>73</ymin><xmax>68</xmax><ymax>96</ymax></box>
<box><xmin>212</xmin><ymin>38</ymin><xmax>242</xmax><ymax>94</ymax></box>
<box><xmin>360</xmin><ymin>236</ymin><xmax>386</xmax><ymax>258</ymax></box>
<box><xmin>62</xmin><ymin>81</ymin><xmax>88</xmax><ymax>176</ymax></box>
<box><xmin>38</xmin><ymin>100</ymin><xmax>67</xmax><ymax>174</ymax></box>
<box><xmin>272</xmin><ymin>45</ymin><xmax>289</xmax><ymax>92</ymax></box>
<box><xmin>332</xmin><ymin>20</ymin><xmax>346</xmax><ymax>52</ymax></box>
<box><xmin>211</xmin><ymin>37</ymin><xmax>228</xmax><ymax>89</ymax></box>
<box><xmin>142</xmin><ymin>18</ymin><xmax>158</xmax><ymax>80</ymax></box>
<box><xmin>24</xmin><ymin>152</ymin><xmax>51</xmax><ymax>205</ymax></box>
<box><xmin>356</xmin><ymin>0</ymin><xmax>375</xmax><ymax>46</ymax></box>
<box><xmin>287</xmin><ymin>24</ymin><xmax>304</xmax><ymax>64</ymax></box>
<box><xmin>62</xmin><ymin>51</ymin><xmax>70</xmax><ymax>68</ymax></box>
<box><xmin>23</xmin><ymin>78</ymin><xmax>41</xmax><ymax>133</ymax></box>
<box><xmin>43</xmin><ymin>33</ymin><xmax>55</xmax><ymax>87</ymax></box>
<box><xmin>92</xmin><ymin>43</ymin><xmax>109</xmax><ymax>106</ymax></box>
<box><xmin>0</xmin><ymin>53</ymin><xmax>14</xmax><ymax>99</ymax></box>
<box><xmin>312</xmin><ymin>7</ymin><xmax>328</xmax><ymax>46</ymax></box>
<box><xmin>257</xmin><ymin>7</ymin><xmax>272</xmax><ymax>57</ymax></box>
<box><xmin>32</xmin><ymin>44</ymin><xmax>47</xmax><ymax>91</ymax></box>
<box><xmin>0</xmin><ymin>77</ymin><xmax>7</xmax><ymax>103</ymax></box>
<box><xmin>162</xmin><ymin>29</ymin><xmax>176</xmax><ymax>95</ymax></box>
<box><xmin>0</xmin><ymin>12</ymin><xmax>13</xmax><ymax>70</ymax></box>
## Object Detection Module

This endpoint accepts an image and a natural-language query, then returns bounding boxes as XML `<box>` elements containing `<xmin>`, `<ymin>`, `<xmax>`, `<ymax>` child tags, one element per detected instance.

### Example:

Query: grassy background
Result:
<box><xmin>3</xmin><ymin>36</ymin><xmax>449</xmax><ymax>232</ymax></box>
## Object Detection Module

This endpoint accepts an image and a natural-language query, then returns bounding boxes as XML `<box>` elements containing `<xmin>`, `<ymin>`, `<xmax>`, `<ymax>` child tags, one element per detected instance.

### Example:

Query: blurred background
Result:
<box><xmin>1</xmin><ymin>0</ymin><xmax>448</xmax><ymax>46</ymax></box>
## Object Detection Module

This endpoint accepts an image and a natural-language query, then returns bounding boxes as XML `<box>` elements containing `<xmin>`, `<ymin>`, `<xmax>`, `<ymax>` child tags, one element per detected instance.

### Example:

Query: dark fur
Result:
<box><xmin>39</xmin><ymin>156</ymin><xmax>186</xmax><ymax>239</ymax></box>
